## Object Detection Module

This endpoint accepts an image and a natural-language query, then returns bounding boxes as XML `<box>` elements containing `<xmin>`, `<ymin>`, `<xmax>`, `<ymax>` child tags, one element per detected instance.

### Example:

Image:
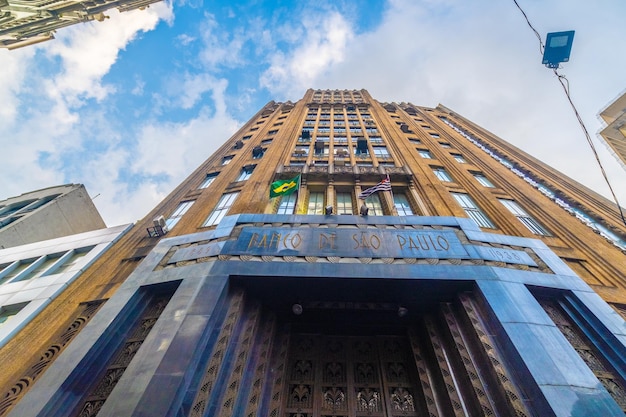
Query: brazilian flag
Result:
<box><xmin>270</xmin><ymin>175</ymin><xmax>300</xmax><ymax>198</ymax></box>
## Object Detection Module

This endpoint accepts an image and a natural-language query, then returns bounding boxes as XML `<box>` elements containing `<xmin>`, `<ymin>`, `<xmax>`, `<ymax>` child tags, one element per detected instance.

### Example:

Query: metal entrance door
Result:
<box><xmin>283</xmin><ymin>334</ymin><xmax>419</xmax><ymax>417</ymax></box>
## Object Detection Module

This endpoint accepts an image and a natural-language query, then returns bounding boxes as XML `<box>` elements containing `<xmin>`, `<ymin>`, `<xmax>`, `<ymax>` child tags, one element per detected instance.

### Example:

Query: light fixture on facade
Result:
<box><xmin>292</xmin><ymin>303</ymin><xmax>303</xmax><ymax>315</ymax></box>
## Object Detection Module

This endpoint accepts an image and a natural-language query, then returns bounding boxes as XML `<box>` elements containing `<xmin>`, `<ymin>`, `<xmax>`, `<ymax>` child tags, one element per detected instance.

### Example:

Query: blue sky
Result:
<box><xmin>1</xmin><ymin>0</ymin><xmax>625</xmax><ymax>226</ymax></box>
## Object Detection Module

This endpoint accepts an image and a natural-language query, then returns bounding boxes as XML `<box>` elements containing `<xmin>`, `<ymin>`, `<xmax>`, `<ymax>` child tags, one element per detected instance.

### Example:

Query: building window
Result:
<box><xmin>0</xmin><ymin>200</ymin><xmax>35</xmax><ymax>217</ymax></box>
<box><xmin>222</xmin><ymin>155</ymin><xmax>234</xmax><ymax>165</ymax></box>
<box><xmin>203</xmin><ymin>192</ymin><xmax>240</xmax><ymax>227</ymax></box>
<box><xmin>50</xmin><ymin>247</ymin><xmax>94</xmax><ymax>275</ymax></box>
<box><xmin>0</xmin><ymin>303</ymin><xmax>27</xmax><ymax>327</ymax></box>
<box><xmin>452</xmin><ymin>154</ymin><xmax>466</xmax><ymax>163</ymax></box>
<box><xmin>439</xmin><ymin>142</ymin><xmax>452</xmax><ymax>149</ymax></box>
<box><xmin>276</xmin><ymin>193</ymin><xmax>297</xmax><ymax>215</ymax></box>
<box><xmin>451</xmin><ymin>193</ymin><xmax>495</xmax><ymax>228</ymax></box>
<box><xmin>373</xmin><ymin>147</ymin><xmax>391</xmax><ymax>159</ymax></box>
<box><xmin>0</xmin><ymin>259</ymin><xmax>36</xmax><ymax>285</ymax></box>
<box><xmin>268</xmin><ymin>130</ymin><xmax>278</xmax><ymax>135</ymax></box>
<box><xmin>237</xmin><ymin>165</ymin><xmax>255</xmax><ymax>182</ymax></box>
<box><xmin>293</xmin><ymin>146</ymin><xmax>309</xmax><ymax>157</ymax></box>
<box><xmin>499</xmin><ymin>199</ymin><xmax>550</xmax><ymax>236</ymax></box>
<box><xmin>242</xmin><ymin>135</ymin><xmax>252</xmax><ymax>140</ymax></box>
<box><xmin>252</xmin><ymin>146</ymin><xmax>265</xmax><ymax>159</ymax></box>
<box><xmin>364</xmin><ymin>194</ymin><xmax>384</xmax><ymax>215</ymax></box>
<box><xmin>394</xmin><ymin>194</ymin><xmax>414</xmax><ymax>216</ymax></box>
<box><xmin>418</xmin><ymin>150</ymin><xmax>432</xmax><ymax>159</ymax></box>
<box><xmin>199</xmin><ymin>173</ymin><xmax>219</xmax><ymax>189</ymax></box>
<box><xmin>432</xmin><ymin>167</ymin><xmax>453</xmax><ymax>182</ymax></box>
<box><xmin>261</xmin><ymin>139</ymin><xmax>273</xmax><ymax>145</ymax></box>
<box><xmin>408</xmin><ymin>138</ymin><xmax>421</xmax><ymax>144</ymax></box>
<box><xmin>166</xmin><ymin>200</ymin><xmax>195</xmax><ymax>230</ymax></box>
<box><xmin>336</xmin><ymin>192</ymin><xmax>353</xmax><ymax>215</ymax></box>
<box><xmin>473</xmin><ymin>173</ymin><xmax>495</xmax><ymax>188</ymax></box>
<box><xmin>307</xmin><ymin>192</ymin><xmax>325</xmax><ymax>215</ymax></box>
<box><xmin>429</xmin><ymin>132</ymin><xmax>440</xmax><ymax>138</ymax></box>
<box><xmin>15</xmin><ymin>253</ymin><xmax>65</xmax><ymax>282</ymax></box>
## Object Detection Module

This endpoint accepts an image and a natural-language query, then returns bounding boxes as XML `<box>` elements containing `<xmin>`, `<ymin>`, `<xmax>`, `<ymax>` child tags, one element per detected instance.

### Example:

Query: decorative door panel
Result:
<box><xmin>283</xmin><ymin>335</ymin><xmax>419</xmax><ymax>417</ymax></box>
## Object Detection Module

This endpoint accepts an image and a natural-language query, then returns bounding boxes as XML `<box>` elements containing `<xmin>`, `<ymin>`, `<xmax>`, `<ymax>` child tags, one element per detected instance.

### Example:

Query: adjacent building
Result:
<box><xmin>599</xmin><ymin>92</ymin><xmax>626</xmax><ymax>171</ymax></box>
<box><xmin>2</xmin><ymin>89</ymin><xmax>626</xmax><ymax>417</ymax></box>
<box><xmin>0</xmin><ymin>184</ymin><xmax>106</xmax><ymax>249</ymax></box>
<box><xmin>0</xmin><ymin>0</ymin><xmax>162</xmax><ymax>49</ymax></box>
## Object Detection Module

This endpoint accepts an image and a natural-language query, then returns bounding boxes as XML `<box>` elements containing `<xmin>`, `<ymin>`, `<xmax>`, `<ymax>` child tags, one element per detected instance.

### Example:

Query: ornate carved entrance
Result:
<box><xmin>283</xmin><ymin>335</ymin><xmax>419</xmax><ymax>417</ymax></box>
<box><xmin>187</xmin><ymin>287</ymin><xmax>535</xmax><ymax>417</ymax></box>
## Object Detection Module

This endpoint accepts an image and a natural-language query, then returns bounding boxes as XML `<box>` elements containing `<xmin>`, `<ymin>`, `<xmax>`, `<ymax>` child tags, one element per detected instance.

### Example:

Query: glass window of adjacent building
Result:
<box><xmin>166</xmin><ymin>200</ymin><xmax>195</xmax><ymax>230</ymax></box>
<box><xmin>472</xmin><ymin>173</ymin><xmax>495</xmax><ymax>188</ymax></box>
<box><xmin>418</xmin><ymin>149</ymin><xmax>432</xmax><ymax>159</ymax></box>
<box><xmin>276</xmin><ymin>193</ymin><xmax>297</xmax><ymax>215</ymax></box>
<box><xmin>14</xmin><ymin>253</ymin><xmax>65</xmax><ymax>282</ymax></box>
<box><xmin>237</xmin><ymin>165</ymin><xmax>255</xmax><ymax>182</ymax></box>
<box><xmin>0</xmin><ymin>259</ymin><xmax>37</xmax><ymax>285</ymax></box>
<box><xmin>203</xmin><ymin>192</ymin><xmax>240</xmax><ymax>227</ymax></box>
<box><xmin>394</xmin><ymin>194</ymin><xmax>414</xmax><ymax>216</ymax></box>
<box><xmin>451</xmin><ymin>193</ymin><xmax>495</xmax><ymax>228</ymax></box>
<box><xmin>0</xmin><ymin>303</ymin><xmax>27</xmax><ymax>327</ymax></box>
<box><xmin>432</xmin><ymin>167</ymin><xmax>453</xmax><ymax>182</ymax></box>
<box><xmin>221</xmin><ymin>155</ymin><xmax>234</xmax><ymax>165</ymax></box>
<box><xmin>0</xmin><ymin>200</ymin><xmax>36</xmax><ymax>218</ymax></box>
<box><xmin>307</xmin><ymin>192</ymin><xmax>325</xmax><ymax>215</ymax></box>
<box><xmin>364</xmin><ymin>194</ymin><xmax>384</xmax><ymax>215</ymax></box>
<box><xmin>50</xmin><ymin>246</ymin><xmax>95</xmax><ymax>275</ymax></box>
<box><xmin>199</xmin><ymin>172</ymin><xmax>219</xmax><ymax>189</ymax></box>
<box><xmin>499</xmin><ymin>199</ymin><xmax>550</xmax><ymax>236</ymax></box>
<box><xmin>439</xmin><ymin>142</ymin><xmax>452</xmax><ymax>149</ymax></box>
<box><xmin>336</xmin><ymin>192</ymin><xmax>353</xmax><ymax>215</ymax></box>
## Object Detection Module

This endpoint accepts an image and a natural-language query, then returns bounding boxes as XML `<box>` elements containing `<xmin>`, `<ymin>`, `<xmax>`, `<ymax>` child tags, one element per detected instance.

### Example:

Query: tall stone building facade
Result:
<box><xmin>1</xmin><ymin>89</ymin><xmax>625</xmax><ymax>417</ymax></box>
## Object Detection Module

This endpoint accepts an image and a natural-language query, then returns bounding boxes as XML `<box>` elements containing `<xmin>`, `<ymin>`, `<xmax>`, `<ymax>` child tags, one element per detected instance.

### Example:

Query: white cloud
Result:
<box><xmin>43</xmin><ymin>3</ymin><xmax>172</xmax><ymax>106</ymax></box>
<box><xmin>260</xmin><ymin>11</ymin><xmax>353</xmax><ymax>97</ymax></box>
<box><xmin>0</xmin><ymin>48</ymin><xmax>36</xmax><ymax>126</ymax></box>
<box><xmin>198</xmin><ymin>13</ymin><xmax>247</xmax><ymax>69</ymax></box>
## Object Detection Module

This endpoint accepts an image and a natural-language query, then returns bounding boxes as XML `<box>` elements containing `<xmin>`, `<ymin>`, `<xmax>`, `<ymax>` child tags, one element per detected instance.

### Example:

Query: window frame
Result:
<box><xmin>499</xmin><ymin>199</ymin><xmax>550</xmax><ymax>236</ymax></box>
<box><xmin>336</xmin><ymin>192</ymin><xmax>353</xmax><ymax>215</ymax></box>
<box><xmin>307</xmin><ymin>191</ymin><xmax>325</xmax><ymax>215</ymax></box>
<box><xmin>276</xmin><ymin>193</ymin><xmax>298</xmax><ymax>215</ymax></box>
<box><xmin>394</xmin><ymin>194</ymin><xmax>414</xmax><ymax>216</ymax></box>
<box><xmin>236</xmin><ymin>165</ymin><xmax>255</xmax><ymax>182</ymax></box>
<box><xmin>451</xmin><ymin>193</ymin><xmax>495</xmax><ymax>229</ymax></box>
<box><xmin>203</xmin><ymin>192</ymin><xmax>240</xmax><ymax>227</ymax></box>
<box><xmin>166</xmin><ymin>200</ymin><xmax>195</xmax><ymax>230</ymax></box>
<box><xmin>472</xmin><ymin>173</ymin><xmax>495</xmax><ymax>188</ymax></box>
<box><xmin>364</xmin><ymin>194</ymin><xmax>384</xmax><ymax>216</ymax></box>
<box><xmin>432</xmin><ymin>167</ymin><xmax>453</xmax><ymax>182</ymax></box>
<box><xmin>418</xmin><ymin>149</ymin><xmax>432</xmax><ymax>159</ymax></box>
<box><xmin>199</xmin><ymin>173</ymin><xmax>219</xmax><ymax>189</ymax></box>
